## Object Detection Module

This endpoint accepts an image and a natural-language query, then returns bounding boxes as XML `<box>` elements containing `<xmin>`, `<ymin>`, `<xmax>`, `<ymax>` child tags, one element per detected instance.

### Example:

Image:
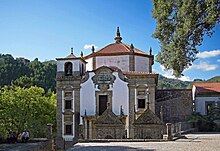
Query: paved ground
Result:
<box><xmin>0</xmin><ymin>142</ymin><xmax>40</xmax><ymax>151</ymax></box>
<box><xmin>66</xmin><ymin>132</ymin><xmax>220</xmax><ymax>151</ymax></box>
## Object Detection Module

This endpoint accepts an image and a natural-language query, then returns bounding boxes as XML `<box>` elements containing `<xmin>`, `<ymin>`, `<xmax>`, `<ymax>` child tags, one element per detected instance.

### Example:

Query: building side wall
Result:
<box><xmin>135</xmin><ymin>56</ymin><xmax>149</xmax><ymax>72</ymax></box>
<box><xmin>195</xmin><ymin>96</ymin><xmax>220</xmax><ymax>115</ymax></box>
<box><xmin>95</xmin><ymin>55</ymin><xmax>130</xmax><ymax>71</ymax></box>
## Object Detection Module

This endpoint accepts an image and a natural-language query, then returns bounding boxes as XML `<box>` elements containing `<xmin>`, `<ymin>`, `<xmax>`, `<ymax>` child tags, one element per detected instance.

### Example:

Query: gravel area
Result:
<box><xmin>66</xmin><ymin>132</ymin><xmax>220</xmax><ymax>151</ymax></box>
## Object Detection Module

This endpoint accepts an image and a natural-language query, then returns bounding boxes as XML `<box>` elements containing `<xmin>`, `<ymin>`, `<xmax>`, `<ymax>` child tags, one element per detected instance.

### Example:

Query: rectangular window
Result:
<box><xmin>65</xmin><ymin>125</ymin><xmax>72</xmax><ymax>135</ymax></box>
<box><xmin>138</xmin><ymin>99</ymin><xmax>145</xmax><ymax>108</ymax></box>
<box><xmin>65</xmin><ymin>100</ymin><xmax>72</xmax><ymax>109</ymax></box>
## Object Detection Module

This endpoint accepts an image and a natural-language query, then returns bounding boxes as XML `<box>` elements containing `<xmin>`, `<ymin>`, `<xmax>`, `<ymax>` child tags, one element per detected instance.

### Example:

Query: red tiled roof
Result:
<box><xmin>193</xmin><ymin>82</ymin><xmax>220</xmax><ymax>93</ymax></box>
<box><xmin>56</xmin><ymin>53</ymin><xmax>87</xmax><ymax>63</ymax></box>
<box><xmin>84</xmin><ymin>43</ymin><xmax>150</xmax><ymax>59</ymax></box>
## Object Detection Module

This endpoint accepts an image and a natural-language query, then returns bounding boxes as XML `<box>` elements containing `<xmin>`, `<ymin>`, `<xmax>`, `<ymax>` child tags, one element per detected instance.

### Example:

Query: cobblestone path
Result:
<box><xmin>67</xmin><ymin>132</ymin><xmax>220</xmax><ymax>151</ymax></box>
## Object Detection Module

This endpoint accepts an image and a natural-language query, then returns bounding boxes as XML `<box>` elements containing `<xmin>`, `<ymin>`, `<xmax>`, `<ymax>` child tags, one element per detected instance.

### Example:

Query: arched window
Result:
<box><xmin>65</xmin><ymin>62</ymin><xmax>72</xmax><ymax>76</ymax></box>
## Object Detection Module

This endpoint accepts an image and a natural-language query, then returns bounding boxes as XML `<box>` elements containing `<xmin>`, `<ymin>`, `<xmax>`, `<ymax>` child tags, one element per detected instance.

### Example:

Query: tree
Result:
<box><xmin>0</xmin><ymin>86</ymin><xmax>56</xmax><ymax>138</ymax></box>
<box><xmin>152</xmin><ymin>0</ymin><xmax>220</xmax><ymax>77</ymax></box>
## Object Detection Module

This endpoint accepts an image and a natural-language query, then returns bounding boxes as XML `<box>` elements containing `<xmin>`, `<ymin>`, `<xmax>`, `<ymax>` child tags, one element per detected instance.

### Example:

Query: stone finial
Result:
<box><xmin>120</xmin><ymin>105</ymin><xmax>124</xmax><ymax>116</ymax></box>
<box><xmin>84</xmin><ymin>109</ymin><xmax>87</xmax><ymax>116</ymax></box>
<box><xmin>130</xmin><ymin>43</ymin><xmax>134</xmax><ymax>53</ymax></box>
<box><xmin>91</xmin><ymin>45</ymin><xmax>95</xmax><ymax>53</ymax></box>
<box><xmin>80</xmin><ymin>51</ymin><xmax>83</xmax><ymax>57</ymax></box>
<box><xmin>114</xmin><ymin>27</ymin><xmax>122</xmax><ymax>43</ymax></box>
<box><xmin>149</xmin><ymin>47</ymin><xmax>152</xmax><ymax>55</ymax></box>
<box><xmin>71</xmin><ymin>48</ymin><xmax>74</xmax><ymax>54</ymax></box>
<box><xmin>147</xmin><ymin>101</ymin><xmax>150</xmax><ymax>109</ymax></box>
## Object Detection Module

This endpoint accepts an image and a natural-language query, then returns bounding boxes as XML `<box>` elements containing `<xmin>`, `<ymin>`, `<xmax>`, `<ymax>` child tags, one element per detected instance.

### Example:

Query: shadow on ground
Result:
<box><xmin>66</xmin><ymin>144</ymin><xmax>155</xmax><ymax>151</ymax></box>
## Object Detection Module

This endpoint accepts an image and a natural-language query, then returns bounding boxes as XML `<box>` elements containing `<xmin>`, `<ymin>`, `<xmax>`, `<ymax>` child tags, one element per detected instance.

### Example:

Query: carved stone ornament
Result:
<box><xmin>92</xmin><ymin>67</ymin><xmax>116</xmax><ymax>90</ymax></box>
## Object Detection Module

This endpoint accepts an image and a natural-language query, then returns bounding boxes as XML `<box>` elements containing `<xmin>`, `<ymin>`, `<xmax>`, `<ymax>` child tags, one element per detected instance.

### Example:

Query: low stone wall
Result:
<box><xmin>29</xmin><ymin>140</ymin><xmax>53</xmax><ymax>151</ymax></box>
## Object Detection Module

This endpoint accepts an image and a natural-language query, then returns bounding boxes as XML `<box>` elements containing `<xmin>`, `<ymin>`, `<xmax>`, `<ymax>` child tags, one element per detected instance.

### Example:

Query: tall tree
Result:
<box><xmin>152</xmin><ymin>0</ymin><xmax>220</xmax><ymax>77</ymax></box>
<box><xmin>0</xmin><ymin>86</ymin><xmax>56</xmax><ymax>138</ymax></box>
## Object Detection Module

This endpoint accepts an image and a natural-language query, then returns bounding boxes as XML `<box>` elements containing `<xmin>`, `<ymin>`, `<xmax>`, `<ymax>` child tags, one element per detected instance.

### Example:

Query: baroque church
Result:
<box><xmin>55</xmin><ymin>27</ymin><xmax>165</xmax><ymax>149</ymax></box>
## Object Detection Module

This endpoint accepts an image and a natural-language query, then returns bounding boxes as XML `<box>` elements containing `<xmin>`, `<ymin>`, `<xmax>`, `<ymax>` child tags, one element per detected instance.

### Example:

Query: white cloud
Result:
<box><xmin>84</xmin><ymin>44</ymin><xmax>98</xmax><ymax>50</ymax></box>
<box><xmin>190</xmin><ymin>61</ymin><xmax>218</xmax><ymax>71</ymax></box>
<box><xmin>197</xmin><ymin>50</ymin><xmax>220</xmax><ymax>58</ymax></box>
<box><xmin>159</xmin><ymin>65</ymin><xmax>192</xmax><ymax>81</ymax></box>
<box><xmin>217</xmin><ymin>59</ymin><xmax>220</xmax><ymax>63</ymax></box>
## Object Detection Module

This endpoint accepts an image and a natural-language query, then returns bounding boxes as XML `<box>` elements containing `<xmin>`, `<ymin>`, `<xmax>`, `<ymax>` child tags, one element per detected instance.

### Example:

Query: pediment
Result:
<box><xmin>94</xmin><ymin>108</ymin><xmax>123</xmax><ymax>125</ymax></box>
<box><xmin>134</xmin><ymin>109</ymin><xmax>163</xmax><ymax>125</ymax></box>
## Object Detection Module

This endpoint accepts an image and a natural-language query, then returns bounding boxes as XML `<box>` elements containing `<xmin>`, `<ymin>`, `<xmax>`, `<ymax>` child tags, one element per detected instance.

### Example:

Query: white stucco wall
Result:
<box><xmin>85</xmin><ymin>58</ymin><xmax>93</xmax><ymax>71</ymax></box>
<box><xmin>96</xmin><ymin>55</ymin><xmax>130</xmax><ymax>71</ymax></box>
<box><xmin>80</xmin><ymin>71</ymin><xmax>129</xmax><ymax>123</ymax></box>
<box><xmin>135</xmin><ymin>56</ymin><xmax>149</xmax><ymax>72</ymax></box>
<box><xmin>195</xmin><ymin>97</ymin><xmax>220</xmax><ymax>115</ymax></box>
<box><xmin>80</xmin><ymin>72</ymin><xmax>97</xmax><ymax>117</ymax></box>
<box><xmin>112</xmin><ymin>72</ymin><xmax>129</xmax><ymax>115</ymax></box>
<box><xmin>57</xmin><ymin>60</ymin><xmax>81</xmax><ymax>72</ymax></box>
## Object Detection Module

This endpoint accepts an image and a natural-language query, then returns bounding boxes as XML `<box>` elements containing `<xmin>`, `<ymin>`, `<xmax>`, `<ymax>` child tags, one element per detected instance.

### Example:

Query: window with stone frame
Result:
<box><xmin>65</xmin><ymin>100</ymin><xmax>72</xmax><ymax>109</ymax></box>
<box><xmin>138</xmin><ymin>99</ymin><xmax>145</xmax><ymax>108</ymax></box>
<box><xmin>65</xmin><ymin>124</ymin><xmax>72</xmax><ymax>135</ymax></box>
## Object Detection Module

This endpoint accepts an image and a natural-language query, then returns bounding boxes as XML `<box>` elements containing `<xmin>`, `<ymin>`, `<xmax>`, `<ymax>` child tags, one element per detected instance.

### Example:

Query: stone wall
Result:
<box><xmin>134</xmin><ymin>125</ymin><xmax>163</xmax><ymax>139</ymax></box>
<box><xmin>156</xmin><ymin>89</ymin><xmax>193</xmax><ymax>123</ymax></box>
<box><xmin>95</xmin><ymin>126</ymin><xmax>125</xmax><ymax>139</ymax></box>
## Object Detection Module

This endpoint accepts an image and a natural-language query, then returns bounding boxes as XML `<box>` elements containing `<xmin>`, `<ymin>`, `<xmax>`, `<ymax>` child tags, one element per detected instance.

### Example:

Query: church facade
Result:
<box><xmin>56</xmin><ymin>27</ymin><xmax>164</xmax><ymax>149</ymax></box>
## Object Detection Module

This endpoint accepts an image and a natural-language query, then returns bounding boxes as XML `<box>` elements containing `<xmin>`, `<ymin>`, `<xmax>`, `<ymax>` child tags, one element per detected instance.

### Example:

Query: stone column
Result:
<box><xmin>74</xmin><ymin>87</ymin><xmax>81</xmax><ymax>142</ymax></box>
<box><xmin>47</xmin><ymin>123</ymin><xmax>53</xmax><ymax>151</ymax></box>
<box><xmin>84</xmin><ymin>119</ymin><xmax>88</xmax><ymax>139</ymax></box>
<box><xmin>166</xmin><ymin>123</ymin><xmax>173</xmax><ymax>141</ymax></box>
<box><xmin>127</xmin><ymin>83</ymin><xmax>136</xmax><ymax>138</ymax></box>
<box><xmin>56</xmin><ymin>87</ymin><xmax>64</xmax><ymax>149</ymax></box>
<box><xmin>89</xmin><ymin>120</ymin><xmax>93</xmax><ymax>139</ymax></box>
<box><xmin>47</xmin><ymin>123</ymin><xmax>53</xmax><ymax>140</ymax></box>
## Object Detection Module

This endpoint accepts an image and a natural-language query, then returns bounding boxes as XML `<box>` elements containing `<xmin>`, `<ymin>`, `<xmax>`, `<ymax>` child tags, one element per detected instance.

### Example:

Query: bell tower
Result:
<box><xmin>56</xmin><ymin>48</ymin><xmax>86</xmax><ymax>149</ymax></box>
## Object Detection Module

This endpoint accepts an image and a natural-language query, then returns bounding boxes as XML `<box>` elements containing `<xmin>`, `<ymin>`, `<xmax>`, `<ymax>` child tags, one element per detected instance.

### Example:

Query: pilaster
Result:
<box><xmin>127</xmin><ymin>83</ymin><xmax>136</xmax><ymax>138</ymax></box>
<box><xmin>129</xmin><ymin>54</ymin><xmax>135</xmax><ymax>71</ymax></box>
<box><xmin>56</xmin><ymin>87</ymin><xmax>64</xmax><ymax>150</ymax></box>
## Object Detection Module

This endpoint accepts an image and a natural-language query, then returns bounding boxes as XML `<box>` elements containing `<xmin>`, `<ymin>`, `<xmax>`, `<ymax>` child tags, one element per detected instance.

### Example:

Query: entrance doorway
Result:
<box><xmin>99</xmin><ymin>95</ymin><xmax>108</xmax><ymax>115</ymax></box>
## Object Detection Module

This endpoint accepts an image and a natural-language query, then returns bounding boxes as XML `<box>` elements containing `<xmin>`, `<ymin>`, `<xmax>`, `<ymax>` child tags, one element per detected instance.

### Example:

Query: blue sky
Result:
<box><xmin>0</xmin><ymin>0</ymin><xmax>219</xmax><ymax>81</ymax></box>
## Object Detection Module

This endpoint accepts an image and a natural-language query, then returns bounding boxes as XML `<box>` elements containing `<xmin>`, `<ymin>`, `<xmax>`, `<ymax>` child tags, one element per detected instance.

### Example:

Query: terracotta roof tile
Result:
<box><xmin>84</xmin><ymin>43</ymin><xmax>150</xmax><ymax>59</ymax></box>
<box><xmin>193</xmin><ymin>82</ymin><xmax>220</xmax><ymax>93</ymax></box>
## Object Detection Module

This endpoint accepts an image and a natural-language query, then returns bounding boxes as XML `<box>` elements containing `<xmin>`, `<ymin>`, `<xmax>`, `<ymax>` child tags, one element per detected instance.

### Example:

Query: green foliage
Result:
<box><xmin>152</xmin><ymin>0</ymin><xmax>220</xmax><ymax>77</ymax></box>
<box><xmin>0</xmin><ymin>86</ymin><xmax>56</xmax><ymax>138</ymax></box>
<box><xmin>157</xmin><ymin>75</ymin><xmax>192</xmax><ymax>89</ymax></box>
<box><xmin>188</xmin><ymin>111</ymin><xmax>220</xmax><ymax>131</ymax></box>
<box><xmin>207</xmin><ymin>76</ymin><xmax>220</xmax><ymax>82</ymax></box>
<box><xmin>0</xmin><ymin>54</ymin><xmax>56</xmax><ymax>92</ymax></box>
<box><xmin>0</xmin><ymin>54</ymin><xmax>31</xmax><ymax>86</ymax></box>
